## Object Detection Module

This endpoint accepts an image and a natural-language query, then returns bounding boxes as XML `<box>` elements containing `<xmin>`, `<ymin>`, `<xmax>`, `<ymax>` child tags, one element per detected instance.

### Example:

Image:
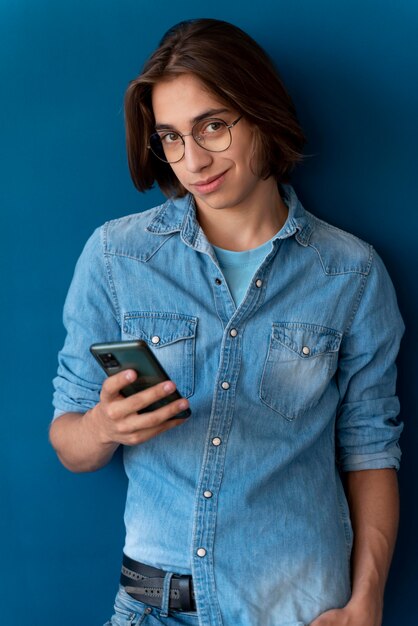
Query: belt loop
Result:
<box><xmin>160</xmin><ymin>571</ymin><xmax>174</xmax><ymax>617</ymax></box>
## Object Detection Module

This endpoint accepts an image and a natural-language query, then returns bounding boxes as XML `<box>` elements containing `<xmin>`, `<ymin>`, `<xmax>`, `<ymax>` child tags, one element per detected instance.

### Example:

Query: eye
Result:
<box><xmin>159</xmin><ymin>132</ymin><xmax>181</xmax><ymax>145</ymax></box>
<box><xmin>200</xmin><ymin>120</ymin><xmax>225</xmax><ymax>135</ymax></box>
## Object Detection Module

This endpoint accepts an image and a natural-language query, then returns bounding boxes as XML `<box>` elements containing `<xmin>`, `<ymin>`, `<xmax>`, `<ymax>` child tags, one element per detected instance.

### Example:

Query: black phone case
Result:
<box><xmin>90</xmin><ymin>340</ymin><xmax>191</xmax><ymax>419</ymax></box>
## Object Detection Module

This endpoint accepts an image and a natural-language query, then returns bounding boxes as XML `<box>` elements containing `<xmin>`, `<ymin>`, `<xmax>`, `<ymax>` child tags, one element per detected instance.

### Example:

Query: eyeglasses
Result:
<box><xmin>148</xmin><ymin>115</ymin><xmax>243</xmax><ymax>164</ymax></box>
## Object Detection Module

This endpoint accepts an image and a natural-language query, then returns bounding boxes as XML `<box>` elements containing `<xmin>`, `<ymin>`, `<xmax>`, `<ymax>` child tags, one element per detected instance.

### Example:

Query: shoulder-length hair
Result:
<box><xmin>125</xmin><ymin>18</ymin><xmax>306</xmax><ymax>197</ymax></box>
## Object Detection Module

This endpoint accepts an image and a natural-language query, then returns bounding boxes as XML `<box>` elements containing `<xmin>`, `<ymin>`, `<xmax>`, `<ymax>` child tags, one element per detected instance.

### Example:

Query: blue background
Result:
<box><xmin>1</xmin><ymin>1</ymin><xmax>417</xmax><ymax>624</ymax></box>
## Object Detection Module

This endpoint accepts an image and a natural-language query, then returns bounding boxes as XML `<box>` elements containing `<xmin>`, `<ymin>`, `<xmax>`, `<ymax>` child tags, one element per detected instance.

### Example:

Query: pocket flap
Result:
<box><xmin>123</xmin><ymin>311</ymin><xmax>197</xmax><ymax>347</ymax></box>
<box><xmin>272</xmin><ymin>322</ymin><xmax>342</xmax><ymax>358</ymax></box>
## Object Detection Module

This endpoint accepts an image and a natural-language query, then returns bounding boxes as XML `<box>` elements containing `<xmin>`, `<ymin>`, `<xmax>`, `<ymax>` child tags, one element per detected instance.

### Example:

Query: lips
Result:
<box><xmin>191</xmin><ymin>170</ymin><xmax>228</xmax><ymax>194</ymax></box>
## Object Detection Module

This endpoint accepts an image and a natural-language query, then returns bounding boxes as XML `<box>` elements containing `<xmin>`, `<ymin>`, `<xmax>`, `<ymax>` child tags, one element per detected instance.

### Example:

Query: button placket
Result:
<box><xmin>191</xmin><ymin>248</ymin><xmax>279</xmax><ymax>622</ymax></box>
<box><xmin>193</xmin><ymin>263</ymin><xmax>249</xmax><ymax>621</ymax></box>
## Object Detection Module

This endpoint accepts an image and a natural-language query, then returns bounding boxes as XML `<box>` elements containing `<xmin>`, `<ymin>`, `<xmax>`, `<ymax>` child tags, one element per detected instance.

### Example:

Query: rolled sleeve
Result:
<box><xmin>336</xmin><ymin>249</ymin><xmax>404</xmax><ymax>472</ymax></box>
<box><xmin>52</xmin><ymin>225</ymin><xmax>121</xmax><ymax>418</ymax></box>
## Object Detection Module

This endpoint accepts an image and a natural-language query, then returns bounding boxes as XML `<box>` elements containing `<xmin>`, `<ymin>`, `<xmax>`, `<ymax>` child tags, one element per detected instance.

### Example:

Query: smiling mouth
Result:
<box><xmin>191</xmin><ymin>171</ymin><xmax>228</xmax><ymax>193</ymax></box>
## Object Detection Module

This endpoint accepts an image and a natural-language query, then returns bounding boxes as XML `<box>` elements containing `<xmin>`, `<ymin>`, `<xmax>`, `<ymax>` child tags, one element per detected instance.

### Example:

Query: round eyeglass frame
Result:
<box><xmin>148</xmin><ymin>115</ymin><xmax>243</xmax><ymax>164</ymax></box>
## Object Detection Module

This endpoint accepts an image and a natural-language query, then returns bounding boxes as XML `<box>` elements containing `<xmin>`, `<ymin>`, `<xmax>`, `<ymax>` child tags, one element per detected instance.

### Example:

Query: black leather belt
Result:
<box><xmin>120</xmin><ymin>553</ymin><xmax>196</xmax><ymax>613</ymax></box>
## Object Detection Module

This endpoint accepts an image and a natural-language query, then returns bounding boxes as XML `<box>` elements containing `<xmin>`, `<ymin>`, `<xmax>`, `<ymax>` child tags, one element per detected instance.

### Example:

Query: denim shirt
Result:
<box><xmin>53</xmin><ymin>186</ymin><xmax>404</xmax><ymax>626</ymax></box>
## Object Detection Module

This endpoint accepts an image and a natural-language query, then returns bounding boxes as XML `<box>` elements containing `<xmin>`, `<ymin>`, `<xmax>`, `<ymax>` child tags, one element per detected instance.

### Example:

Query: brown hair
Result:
<box><xmin>124</xmin><ymin>18</ymin><xmax>306</xmax><ymax>197</ymax></box>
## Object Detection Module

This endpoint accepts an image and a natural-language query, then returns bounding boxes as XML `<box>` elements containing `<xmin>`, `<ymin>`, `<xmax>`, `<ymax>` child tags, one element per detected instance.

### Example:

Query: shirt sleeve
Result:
<box><xmin>336</xmin><ymin>249</ymin><xmax>404</xmax><ymax>472</ymax></box>
<box><xmin>52</xmin><ymin>225</ymin><xmax>121</xmax><ymax>418</ymax></box>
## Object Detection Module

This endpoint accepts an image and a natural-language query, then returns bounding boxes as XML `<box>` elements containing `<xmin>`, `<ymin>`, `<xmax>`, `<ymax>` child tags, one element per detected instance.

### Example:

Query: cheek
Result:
<box><xmin>231</xmin><ymin>131</ymin><xmax>259</xmax><ymax>173</ymax></box>
<box><xmin>235</xmin><ymin>152</ymin><xmax>260</xmax><ymax>182</ymax></box>
<box><xmin>169</xmin><ymin>164</ymin><xmax>187</xmax><ymax>185</ymax></box>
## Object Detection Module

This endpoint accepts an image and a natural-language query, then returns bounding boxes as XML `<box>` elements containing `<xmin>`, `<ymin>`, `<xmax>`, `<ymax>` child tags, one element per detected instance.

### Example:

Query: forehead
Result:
<box><xmin>151</xmin><ymin>73</ymin><xmax>230</xmax><ymax>125</ymax></box>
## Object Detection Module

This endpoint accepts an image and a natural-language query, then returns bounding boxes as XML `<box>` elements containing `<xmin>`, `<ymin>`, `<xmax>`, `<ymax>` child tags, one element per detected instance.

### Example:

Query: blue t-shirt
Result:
<box><xmin>213</xmin><ymin>235</ymin><xmax>278</xmax><ymax>306</ymax></box>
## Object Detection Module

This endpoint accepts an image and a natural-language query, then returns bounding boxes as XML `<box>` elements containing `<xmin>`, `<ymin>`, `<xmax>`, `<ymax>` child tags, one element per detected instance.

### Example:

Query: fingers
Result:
<box><xmin>101</xmin><ymin>369</ymin><xmax>137</xmax><ymax>401</ymax></box>
<box><xmin>124</xmin><ymin>394</ymin><xmax>189</xmax><ymax>429</ymax></box>
<box><xmin>96</xmin><ymin>370</ymin><xmax>190</xmax><ymax>446</ymax></box>
<box><xmin>101</xmin><ymin>371</ymin><xmax>184</xmax><ymax>416</ymax></box>
<box><xmin>101</xmin><ymin>393</ymin><xmax>188</xmax><ymax>447</ymax></box>
<box><xmin>101</xmin><ymin>371</ymin><xmax>182</xmax><ymax>414</ymax></box>
<box><xmin>118</xmin><ymin>379</ymin><xmax>181</xmax><ymax>415</ymax></box>
<box><xmin>117</xmin><ymin>413</ymin><xmax>187</xmax><ymax>447</ymax></box>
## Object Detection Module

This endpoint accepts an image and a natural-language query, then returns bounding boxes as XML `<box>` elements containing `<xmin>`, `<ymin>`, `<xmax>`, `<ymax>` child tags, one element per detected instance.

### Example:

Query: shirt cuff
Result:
<box><xmin>339</xmin><ymin>445</ymin><xmax>401</xmax><ymax>472</ymax></box>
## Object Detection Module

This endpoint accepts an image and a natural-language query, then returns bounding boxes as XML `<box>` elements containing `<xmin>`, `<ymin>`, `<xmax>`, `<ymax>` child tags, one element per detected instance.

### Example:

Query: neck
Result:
<box><xmin>195</xmin><ymin>179</ymin><xmax>288</xmax><ymax>251</ymax></box>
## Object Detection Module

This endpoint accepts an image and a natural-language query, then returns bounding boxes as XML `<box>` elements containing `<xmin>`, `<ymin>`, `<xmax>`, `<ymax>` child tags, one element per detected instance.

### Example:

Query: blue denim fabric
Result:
<box><xmin>53</xmin><ymin>186</ymin><xmax>404</xmax><ymax>626</ymax></box>
<box><xmin>104</xmin><ymin>586</ymin><xmax>199</xmax><ymax>625</ymax></box>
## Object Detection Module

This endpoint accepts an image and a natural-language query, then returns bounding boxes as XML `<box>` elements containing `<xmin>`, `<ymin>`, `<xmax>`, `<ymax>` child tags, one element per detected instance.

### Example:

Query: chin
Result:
<box><xmin>195</xmin><ymin>189</ymin><xmax>244</xmax><ymax>211</ymax></box>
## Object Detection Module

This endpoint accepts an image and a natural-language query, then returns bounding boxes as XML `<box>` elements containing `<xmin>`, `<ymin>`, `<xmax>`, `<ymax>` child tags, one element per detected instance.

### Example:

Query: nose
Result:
<box><xmin>182</xmin><ymin>135</ymin><xmax>212</xmax><ymax>172</ymax></box>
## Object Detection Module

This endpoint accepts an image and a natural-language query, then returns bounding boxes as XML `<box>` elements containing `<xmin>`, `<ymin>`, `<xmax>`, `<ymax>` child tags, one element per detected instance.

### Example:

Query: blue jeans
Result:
<box><xmin>104</xmin><ymin>586</ymin><xmax>199</xmax><ymax>625</ymax></box>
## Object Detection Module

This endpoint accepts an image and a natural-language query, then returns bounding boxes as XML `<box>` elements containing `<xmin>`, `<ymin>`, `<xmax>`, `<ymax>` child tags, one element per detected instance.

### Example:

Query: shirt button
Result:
<box><xmin>203</xmin><ymin>490</ymin><xmax>213</xmax><ymax>498</ymax></box>
<box><xmin>302</xmin><ymin>346</ymin><xmax>310</xmax><ymax>356</ymax></box>
<box><xmin>212</xmin><ymin>437</ymin><xmax>222</xmax><ymax>446</ymax></box>
<box><xmin>197</xmin><ymin>548</ymin><xmax>207</xmax><ymax>557</ymax></box>
<box><xmin>255</xmin><ymin>279</ymin><xmax>263</xmax><ymax>288</ymax></box>
<box><xmin>215</xmin><ymin>278</ymin><xmax>222</xmax><ymax>285</ymax></box>
<box><xmin>221</xmin><ymin>381</ymin><xmax>230</xmax><ymax>390</ymax></box>
<box><xmin>230</xmin><ymin>328</ymin><xmax>238</xmax><ymax>337</ymax></box>
<box><xmin>151</xmin><ymin>336</ymin><xmax>160</xmax><ymax>344</ymax></box>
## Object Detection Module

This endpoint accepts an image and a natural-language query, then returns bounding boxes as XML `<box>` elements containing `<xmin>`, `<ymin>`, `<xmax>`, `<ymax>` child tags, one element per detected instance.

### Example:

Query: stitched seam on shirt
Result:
<box><xmin>310</xmin><ymin>213</ymin><xmax>370</xmax><ymax>246</ymax></box>
<box><xmin>101</xmin><ymin>222</ymin><xmax>121</xmax><ymax>324</ymax></box>
<box><xmin>343</xmin><ymin>245</ymin><xmax>374</xmax><ymax>336</ymax></box>
<box><xmin>306</xmin><ymin>214</ymin><xmax>372</xmax><ymax>275</ymax></box>
<box><xmin>307</xmin><ymin>242</ymin><xmax>371</xmax><ymax>276</ymax></box>
<box><xmin>105</xmin><ymin>233</ymin><xmax>175</xmax><ymax>262</ymax></box>
<box><xmin>98</xmin><ymin>204</ymin><xmax>165</xmax><ymax>238</ymax></box>
<box><xmin>147</xmin><ymin>199</ymin><xmax>176</xmax><ymax>230</ymax></box>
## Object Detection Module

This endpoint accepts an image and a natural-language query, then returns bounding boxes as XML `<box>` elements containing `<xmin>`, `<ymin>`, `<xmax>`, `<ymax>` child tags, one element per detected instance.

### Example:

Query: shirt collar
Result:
<box><xmin>278</xmin><ymin>185</ymin><xmax>314</xmax><ymax>247</ymax></box>
<box><xmin>145</xmin><ymin>185</ymin><xmax>314</xmax><ymax>249</ymax></box>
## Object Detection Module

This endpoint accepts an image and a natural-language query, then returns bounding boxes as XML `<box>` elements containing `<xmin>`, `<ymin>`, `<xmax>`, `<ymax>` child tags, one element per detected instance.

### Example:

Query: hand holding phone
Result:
<box><xmin>90</xmin><ymin>340</ymin><xmax>191</xmax><ymax>420</ymax></box>
<box><xmin>86</xmin><ymin>341</ymin><xmax>190</xmax><ymax>448</ymax></box>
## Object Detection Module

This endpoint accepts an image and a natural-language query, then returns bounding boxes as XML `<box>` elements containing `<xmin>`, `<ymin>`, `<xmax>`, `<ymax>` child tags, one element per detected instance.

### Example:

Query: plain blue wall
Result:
<box><xmin>1</xmin><ymin>1</ymin><xmax>417</xmax><ymax>624</ymax></box>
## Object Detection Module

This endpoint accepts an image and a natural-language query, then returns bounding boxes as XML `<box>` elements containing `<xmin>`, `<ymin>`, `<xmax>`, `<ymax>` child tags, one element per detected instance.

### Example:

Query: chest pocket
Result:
<box><xmin>122</xmin><ymin>311</ymin><xmax>198</xmax><ymax>398</ymax></box>
<box><xmin>259</xmin><ymin>322</ymin><xmax>342</xmax><ymax>421</ymax></box>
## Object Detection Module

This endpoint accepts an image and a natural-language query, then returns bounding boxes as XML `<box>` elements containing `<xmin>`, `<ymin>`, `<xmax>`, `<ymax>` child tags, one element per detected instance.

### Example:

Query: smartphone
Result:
<box><xmin>90</xmin><ymin>340</ymin><xmax>191</xmax><ymax>419</ymax></box>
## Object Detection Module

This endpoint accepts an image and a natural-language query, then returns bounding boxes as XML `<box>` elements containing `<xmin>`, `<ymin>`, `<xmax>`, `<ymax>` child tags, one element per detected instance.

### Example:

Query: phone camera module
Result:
<box><xmin>101</xmin><ymin>353</ymin><xmax>120</xmax><ymax>368</ymax></box>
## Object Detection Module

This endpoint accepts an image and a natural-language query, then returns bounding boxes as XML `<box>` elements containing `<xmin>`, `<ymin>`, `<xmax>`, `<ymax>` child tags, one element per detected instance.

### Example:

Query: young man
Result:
<box><xmin>50</xmin><ymin>19</ymin><xmax>404</xmax><ymax>626</ymax></box>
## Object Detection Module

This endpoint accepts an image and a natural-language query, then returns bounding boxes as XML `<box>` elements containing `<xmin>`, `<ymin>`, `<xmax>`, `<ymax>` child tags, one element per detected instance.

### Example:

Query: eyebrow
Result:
<box><xmin>155</xmin><ymin>108</ymin><xmax>230</xmax><ymax>131</ymax></box>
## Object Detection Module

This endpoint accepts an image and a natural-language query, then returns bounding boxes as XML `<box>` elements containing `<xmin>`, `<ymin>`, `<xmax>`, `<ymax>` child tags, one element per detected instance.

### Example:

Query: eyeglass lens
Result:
<box><xmin>149</xmin><ymin>118</ymin><xmax>232</xmax><ymax>163</ymax></box>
